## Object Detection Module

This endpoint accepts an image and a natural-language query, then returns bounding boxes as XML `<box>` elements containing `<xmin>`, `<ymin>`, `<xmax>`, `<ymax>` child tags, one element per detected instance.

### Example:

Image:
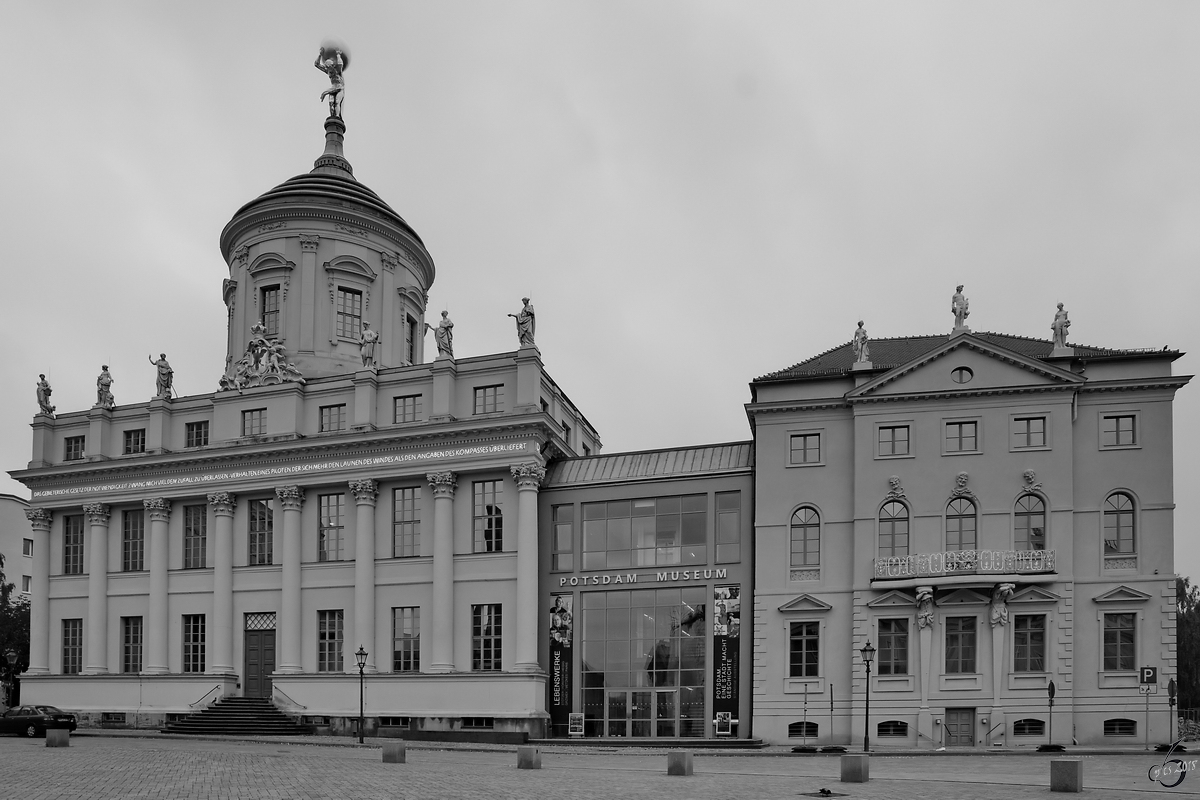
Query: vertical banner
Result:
<box><xmin>548</xmin><ymin>594</ymin><xmax>574</xmax><ymax>735</ymax></box>
<box><xmin>713</xmin><ymin>585</ymin><xmax>741</xmax><ymax>726</ymax></box>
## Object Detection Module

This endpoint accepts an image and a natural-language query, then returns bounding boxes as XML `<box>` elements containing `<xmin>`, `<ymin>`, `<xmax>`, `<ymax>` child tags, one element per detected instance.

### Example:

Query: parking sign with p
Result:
<box><xmin>1141</xmin><ymin>666</ymin><xmax>1158</xmax><ymax>685</ymax></box>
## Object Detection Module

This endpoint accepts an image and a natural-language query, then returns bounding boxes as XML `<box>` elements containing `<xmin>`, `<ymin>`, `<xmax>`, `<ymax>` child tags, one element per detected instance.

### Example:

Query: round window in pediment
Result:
<box><xmin>951</xmin><ymin>367</ymin><xmax>974</xmax><ymax>384</ymax></box>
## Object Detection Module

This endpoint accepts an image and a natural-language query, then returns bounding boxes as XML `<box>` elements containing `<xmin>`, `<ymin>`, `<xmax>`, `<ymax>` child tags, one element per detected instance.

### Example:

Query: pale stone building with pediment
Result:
<box><xmin>748</xmin><ymin>320</ymin><xmax>1189</xmax><ymax>747</ymax></box>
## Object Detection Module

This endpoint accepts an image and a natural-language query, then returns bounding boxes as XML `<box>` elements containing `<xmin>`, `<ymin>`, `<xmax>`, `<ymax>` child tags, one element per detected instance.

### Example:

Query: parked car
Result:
<box><xmin>0</xmin><ymin>705</ymin><xmax>78</xmax><ymax>737</ymax></box>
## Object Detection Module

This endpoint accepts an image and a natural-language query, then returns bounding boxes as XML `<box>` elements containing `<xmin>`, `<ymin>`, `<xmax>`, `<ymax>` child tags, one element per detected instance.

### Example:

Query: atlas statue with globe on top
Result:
<box><xmin>314</xmin><ymin>40</ymin><xmax>350</xmax><ymax>118</ymax></box>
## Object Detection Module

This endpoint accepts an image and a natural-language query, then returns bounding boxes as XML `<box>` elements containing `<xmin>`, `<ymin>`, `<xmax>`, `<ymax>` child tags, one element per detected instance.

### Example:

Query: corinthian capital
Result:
<box><xmin>207</xmin><ymin>491</ymin><xmax>236</xmax><ymax>515</ymax></box>
<box><xmin>143</xmin><ymin>498</ymin><xmax>172</xmax><ymax>521</ymax></box>
<box><xmin>24</xmin><ymin>508</ymin><xmax>52</xmax><ymax>530</ymax></box>
<box><xmin>275</xmin><ymin>485</ymin><xmax>305</xmax><ymax>510</ymax></box>
<box><xmin>82</xmin><ymin>503</ymin><xmax>110</xmax><ymax>524</ymax></box>
<box><xmin>426</xmin><ymin>471</ymin><xmax>457</xmax><ymax>499</ymax></box>
<box><xmin>349</xmin><ymin>479</ymin><xmax>378</xmax><ymax>505</ymax></box>
<box><xmin>510</xmin><ymin>462</ymin><xmax>547</xmax><ymax>490</ymax></box>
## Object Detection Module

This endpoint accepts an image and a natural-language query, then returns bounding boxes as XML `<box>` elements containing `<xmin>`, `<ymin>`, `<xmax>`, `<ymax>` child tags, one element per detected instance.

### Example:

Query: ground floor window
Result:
<box><xmin>878</xmin><ymin>720</ymin><xmax>908</xmax><ymax>737</ymax></box>
<box><xmin>1012</xmin><ymin>718</ymin><xmax>1045</xmax><ymax>736</ymax></box>
<box><xmin>580</xmin><ymin>587</ymin><xmax>707</xmax><ymax>738</ymax></box>
<box><xmin>1104</xmin><ymin>718</ymin><xmax>1136</xmax><ymax>736</ymax></box>
<box><xmin>788</xmin><ymin>720</ymin><xmax>818</xmax><ymax>738</ymax></box>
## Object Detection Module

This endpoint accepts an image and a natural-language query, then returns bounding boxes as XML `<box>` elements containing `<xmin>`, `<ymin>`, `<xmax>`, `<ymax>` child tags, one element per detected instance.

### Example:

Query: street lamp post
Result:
<box><xmin>860</xmin><ymin>640</ymin><xmax>875</xmax><ymax>753</ymax></box>
<box><xmin>355</xmin><ymin>645</ymin><xmax>368</xmax><ymax>745</ymax></box>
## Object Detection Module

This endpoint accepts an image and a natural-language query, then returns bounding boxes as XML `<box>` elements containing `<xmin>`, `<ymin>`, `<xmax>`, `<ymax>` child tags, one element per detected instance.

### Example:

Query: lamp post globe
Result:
<box><xmin>860</xmin><ymin>640</ymin><xmax>875</xmax><ymax>753</ymax></box>
<box><xmin>355</xmin><ymin>646</ymin><xmax>368</xmax><ymax>744</ymax></box>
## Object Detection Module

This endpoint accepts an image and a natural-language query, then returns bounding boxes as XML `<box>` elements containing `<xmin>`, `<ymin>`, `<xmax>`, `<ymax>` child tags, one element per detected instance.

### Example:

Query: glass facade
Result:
<box><xmin>582</xmin><ymin>495</ymin><xmax>706</xmax><ymax>570</ymax></box>
<box><xmin>581</xmin><ymin>587</ymin><xmax>707</xmax><ymax>737</ymax></box>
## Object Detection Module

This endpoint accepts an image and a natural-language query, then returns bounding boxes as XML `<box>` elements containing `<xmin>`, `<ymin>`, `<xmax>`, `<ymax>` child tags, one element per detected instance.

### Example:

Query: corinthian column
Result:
<box><xmin>82</xmin><ymin>503</ymin><xmax>111</xmax><ymax>674</ymax></box>
<box><xmin>276</xmin><ymin>486</ymin><xmax>305</xmax><ymax>674</ymax></box>
<box><xmin>144</xmin><ymin>498</ymin><xmax>171</xmax><ymax>674</ymax></box>
<box><xmin>511</xmin><ymin>463</ymin><xmax>547</xmax><ymax>672</ymax></box>
<box><xmin>350</xmin><ymin>479</ymin><xmax>379</xmax><ymax>673</ymax></box>
<box><xmin>427</xmin><ymin>471</ymin><xmax>457</xmax><ymax>673</ymax></box>
<box><xmin>208</xmin><ymin>492</ymin><xmax>236</xmax><ymax>674</ymax></box>
<box><xmin>23</xmin><ymin>509</ymin><xmax>52</xmax><ymax>675</ymax></box>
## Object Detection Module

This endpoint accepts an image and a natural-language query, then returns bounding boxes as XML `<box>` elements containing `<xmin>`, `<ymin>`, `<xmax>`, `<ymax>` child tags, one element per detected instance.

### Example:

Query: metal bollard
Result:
<box><xmin>840</xmin><ymin>754</ymin><xmax>869</xmax><ymax>783</ymax></box>
<box><xmin>667</xmin><ymin>751</ymin><xmax>693</xmax><ymax>776</ymax></box>
<box><xmin>517</xmin><ymin>745</ymin><xmax>542</xmax><ymax>769</ymax></box>
<box><xmin>1050</xmin><ymin>759</ymin><xmax>1083</xmax><ymax>793</ymax></box>
<box><xmin>46</xmin><ymin>728</ymin><xmax>70</xmax><ymax>748</ymax></box>
<box><xmin>382</xmin><ymin>740</ymin><xmax>406</xmax><ymax>763</ymax></box>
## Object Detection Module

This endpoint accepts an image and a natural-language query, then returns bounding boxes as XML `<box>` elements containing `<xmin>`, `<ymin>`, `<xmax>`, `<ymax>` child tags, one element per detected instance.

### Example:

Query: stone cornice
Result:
<box><xmin>1077</xmin><ymin>376</ymin><xmax>1191</xmax><ymax>394</ymax></box>
<box><xmin>744</xmin><ymin>399</ymin><xmax>850</xmax><ymax>417</ymax></box>
<box><xmin>847</xmin><ymin>383</ymin><xmax>1078</xmax><ymax>405</ymax></box>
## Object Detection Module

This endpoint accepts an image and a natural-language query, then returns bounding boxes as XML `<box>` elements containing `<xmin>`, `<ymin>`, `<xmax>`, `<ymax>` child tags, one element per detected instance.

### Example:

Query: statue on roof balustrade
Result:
<box><xmin>951</xmin><ymin>285</ymin><xmax>970</xmax><ymax>329</ymax></box>
<box><xmin>36</xmin><ymin>374</ymin><xmax>55</xmax><ymax>416</ymax></box>
<box><xmin>96</xmin><ymin>366</ymin><xmax>115</xmax><ymax>410</ymax></box>
<box><xmin>148</xmin><ymin>353</ymin><xmax>174</xmax><ymax>398</ymax></box>
<box><xmin>852</xmin><ymin>321</ymin><xmax>870</xmax><ymax>364</ymax></box>
<box><xmin>426</xmin><ymin>311</ymin><xmax>454</xmax><ymax>359</ymax></box>
<box><xmin>1051</xmin><ymin>302</ymin><xmax>1071</xmax><ymax>349</ymax></box>
<box><xmin>219</xmin><ymin>321</ymin><xmax>305</xmax><ymax>392</ymax></box>
<box><xmin>508</xmin><ymin>297</ymin><xmax>536</xmax><ymax>348</ymax></box>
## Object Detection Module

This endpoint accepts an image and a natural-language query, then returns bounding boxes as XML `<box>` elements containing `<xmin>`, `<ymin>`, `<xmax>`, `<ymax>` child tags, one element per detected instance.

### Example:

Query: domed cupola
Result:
<box><xmin>219</xmin><ymin>90</ymin><xmax>435</xmax><ymax>381</ymax></box>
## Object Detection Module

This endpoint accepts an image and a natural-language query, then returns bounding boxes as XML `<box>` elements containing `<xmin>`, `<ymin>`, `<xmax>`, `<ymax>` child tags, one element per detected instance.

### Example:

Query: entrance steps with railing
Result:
<box><xmin>161</xmin><ymin>696</ymin><xmax>313</xmax><ymax>736</ymax></box>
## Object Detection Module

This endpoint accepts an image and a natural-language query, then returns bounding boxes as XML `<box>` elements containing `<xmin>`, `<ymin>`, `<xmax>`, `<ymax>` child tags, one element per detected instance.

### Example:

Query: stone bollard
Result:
<box><xmin>382</xmin><ymin>740</ymin><xmax>406</xmax><ymax>764</ymax></box>
<box><xmin>1050</xmin><ymin>759</ymin><xmax>1083</xmax><ymax>793</ymax></box>
<box><xmin>840</xmin><ymin>754</ymin><xmax>870</xmax><ymax>783</ymax></box>
<box><xmin>45</xmin><ymin>728</ymin><xmax>70</xmax><ymax>748</ymax></box>
<box><xmin>517</xmin><ymin>746</ymin><xmax>542</xmax><ymax>770</ymax></box>
<box><xmin>667</xmin><ymin>751</ymin><xmax>694</xmax><ymax>776</ymax></box>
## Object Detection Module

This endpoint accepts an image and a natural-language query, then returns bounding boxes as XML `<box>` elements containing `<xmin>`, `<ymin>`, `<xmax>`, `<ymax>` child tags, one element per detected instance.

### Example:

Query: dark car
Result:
<box><xmin>0</xmin><ymin>705</ymin><xmax>78</xmax><ymax>737</ymax></box>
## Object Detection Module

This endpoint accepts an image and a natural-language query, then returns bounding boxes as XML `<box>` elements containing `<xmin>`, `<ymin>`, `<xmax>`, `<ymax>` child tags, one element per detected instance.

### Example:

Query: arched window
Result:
<box><xmin>946</xmin><ymin>499</ymin><xmax>977</xmax><ymax>551</ymax></box>
<box><xmin>1104</xmin><ymin>718</ymin><xmax>1136</xmax><ymax>736</ymax></box>
<box><xmin>788</xmin><ymin>720</ymin><xmax>818</xmax><ymax>738</ymax></box>
<box><xmin>1103</xmin><ymin>492</ymin><xmax>1135</xmax><ymax>555</ymax></box>
<box><xmin>878</xmin><ymin>720</ymin><xmax>909</xmax><ymax>737</ymax></box>
<box><xmin>1015</xmin><ymin>495</ymin><xmax>1045</xmax><ymax>551</ymax></box>
<box><xmin>1012</xmin><ymin>718</ymin><xmax>1045</xmax><ymax>736</ymax></box>
<box><xmin>790</xmin><ymin>507</ymin><xmax>820</xmax><ymax>568</ymax></box>
<box><xmin>879</xmin><ymin>502</ymin><xmax>909</xmax><ymax>558</ymax></box>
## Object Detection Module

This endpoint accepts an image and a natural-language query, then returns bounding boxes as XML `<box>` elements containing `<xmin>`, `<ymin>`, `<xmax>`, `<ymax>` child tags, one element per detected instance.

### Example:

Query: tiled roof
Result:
<box><xmin>545</xmin><ymin>442</ymin><xmax>753</xmax><ymax>487</ymax></box>
<box><xmin>756</xmin><ymin>332</ymin><xmax>1178</xmax><ymax>383</ymax></box>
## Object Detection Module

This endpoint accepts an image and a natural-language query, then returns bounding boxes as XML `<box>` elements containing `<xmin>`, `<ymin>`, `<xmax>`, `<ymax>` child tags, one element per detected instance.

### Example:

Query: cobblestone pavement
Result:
<box><xmin>2</xmin><ymin>735</ymin><xmax>1199</xmax><ymax>799</ymax></box>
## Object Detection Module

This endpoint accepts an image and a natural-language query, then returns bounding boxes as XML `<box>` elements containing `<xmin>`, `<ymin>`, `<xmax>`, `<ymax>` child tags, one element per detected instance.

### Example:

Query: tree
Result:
<box><xmin>0</xmin><ymin>553</ymin><xmax>28</xmax><ymax>706</ymax></box>
<box><xmin>1177</xmin><ymin>577</ymin><xmax>1200</xmax><ymax>709</ymax></box>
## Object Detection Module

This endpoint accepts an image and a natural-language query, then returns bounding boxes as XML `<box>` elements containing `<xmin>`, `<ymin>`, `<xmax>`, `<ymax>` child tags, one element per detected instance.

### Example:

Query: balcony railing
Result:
<box><xmin>873</xmin><ymin>549</ymin><xmax>1055</xmax><ymax>580</ymax></box>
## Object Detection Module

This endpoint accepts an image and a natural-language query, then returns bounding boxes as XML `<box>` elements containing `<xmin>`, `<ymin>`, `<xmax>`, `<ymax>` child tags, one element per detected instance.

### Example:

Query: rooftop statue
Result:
<box><xmin>1051</xmin><ymin>302</ymin><xmax>1071</xmax><ymax>349</ymax></box>
<box><xmin>219</xmin><ymin>321</ymin><xmax>305</xmax><ymax>392</ymax></box>
<box><xmin>951</xmin><ymin>285</ymin><xmax>970</xmax><ymax>329</ymax></box>
<box><xmin>96</xmin><ymin>366</ymin><xmax>115</xmax><ymax>410</ymax></box>
<box><xmin>314</xmin><ymin>42</ymin><xmax>348</xmax><ymax>118</ymax></box>
<box><xmin>426</xmin><ymin>310</ymin><xmax>454</xmax><ymax>359</ymax></box>
<box><xmin>148</xmin><ymin>353</ymin><xmax>174</xmax><ymax>398</ymax></box>
<box><xmin>36</xmin><ymin>374</ymin><xmax>56</xmax><ymax>416</ymax></box>
<box><xmin>852</xmin><ymin>320</ymin><xmax>870</xmax><ymax>363</ymax></box>
<box><xmin>359</xmin><ymin>321</ymin><xmax>380</xmax><ymax>368</ymax></box>
<box><xmin>508</xmin><ymin>297</ymin><xmax>536</xmax><ymax>347</ymax></box>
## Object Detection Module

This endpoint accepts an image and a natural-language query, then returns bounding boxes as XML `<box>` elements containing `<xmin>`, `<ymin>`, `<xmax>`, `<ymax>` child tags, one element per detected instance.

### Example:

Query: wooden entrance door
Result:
<box><xmin>244</xmin><ymin>630</ymin><xmax>276</xmax><ymax>698</ymax></box>
<box><xmin>945</xmin><ymin>708</ymin><xmax>975</xmax><ymax>746</ymax></box>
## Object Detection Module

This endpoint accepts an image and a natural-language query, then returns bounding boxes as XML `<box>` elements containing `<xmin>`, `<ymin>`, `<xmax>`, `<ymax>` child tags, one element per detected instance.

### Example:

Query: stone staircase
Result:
<box><xmin>162</xmin><ymin>696</ymin><xmax>313</xmax><ymax>736</ymax></box>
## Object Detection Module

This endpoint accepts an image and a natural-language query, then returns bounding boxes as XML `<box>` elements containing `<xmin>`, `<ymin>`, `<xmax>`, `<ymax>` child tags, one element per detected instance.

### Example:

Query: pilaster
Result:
<box><xmin>352</xmin><ymin>369</ymin><xmax>379</xmax><ymax>431</ymax></box>
<box><xmin>87</xmin><ymin>407</ymin><xmax>112</xmax><ymax>461</ymax></box>
<box><xmin>29</xmin><ymin>414</ymin><xmax>54</xmax><ymax>468</ymax></box>
<box><xmin>146</xmin><ymin>397</ymin><xmax>172</xmax><ymax>453</ymax></box>
<box><xmin>514</xmin><ymin>346</ymin><xmax>543</xmax><ymax>413</ymax></box>
<box><xmin>429</xmin><ymin>358</ymin><xmax>457</xmax><ymax>422</ymax></box>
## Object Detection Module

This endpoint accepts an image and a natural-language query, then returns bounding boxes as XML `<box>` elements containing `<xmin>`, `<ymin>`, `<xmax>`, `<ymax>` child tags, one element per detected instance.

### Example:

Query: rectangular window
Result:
<box><xmin>789</xmin><ymin>433</ymin><xmax>821</xmax><ymax>464</ymax></box>
<box><xmin>945</xmin><ymin>421</ymin><xmax>978</xmax><ymax>453</ymax></box>
<box><xmin>582</xmin><ymin>494</ymin><xmax>707</xmax><ymax>570</ymax></box>
<box><xmin>242</xmin><ymin>408</ymin><xmax>266</xmax><ymax>437</ymax></box>
<box><xmin>182</xmin><ymin>505</ymin><xmax>207</xmax><ymax>569</ymax></box>
<box><xmin>123</xmin><ymin>429</ymin><xmax>146</xmax><ymax>455</ymax></box>
<box><xmin>319</xmin><ymin>404</ymin><xmax>346</xmax><ymax>433</ymax></box>
<box><xmin>318</xmin><ymin>610</ymin><xmax>344</xmax><ymax>672</ymax></box>
<box><xmin>472</xmin><ymin>604</ymin><xmax>502</xmax><ymax>671</ymax></box>
<box><xmin>64</xmin><ymin>435</ymin><xmax>85</xmax><ymax>461</ymax></box>
<box><xmin>582</xmin><ymin>443</ymin><xmax>591</xmax><ymax>457</ymax></box>
<box><xmin>1103</xmin><ymin>613</ymin><xmax>1136</xmax><ymax>671</ymax></box>
<box><xmin>392</xmin><ymin>487</ymin><xmax>421</xmax><ymax>558</ymax></box>
<box><xmin>878</xmin><ymin>619</ymin><xmax>908</xmax><ymax>675</ymax></box>
<box><xmin>1013</xmin><ymin>416</ymin><xmax>1046</xmax><ymax>449</ymax></box>
<box><xmin>122</xmin><ymin>616</ymin><xmax>143</xmax><ymax>674</ymax></box>
<box><xmin>562</xmin><ymin>421</ymin><xmax>572</xmax><ymax>446</ymax></box>
<box><xmin>1014</xmin><ymin>614</ymin><xmax>1046</xmax><ymax>672</ymax></box>
<box><xmin>248</xmin><ymin>499</ymin><xmax>273</xmax><ymax>565</ymax></box>
<box><xmin>405</xmin><ymin>315</ymin><xmax>418</xmax><ymax>364</ymax></box>
<box><xmin>22</xmin><ymin>538</ymin><xmax>33</xmax><ymax>557</ymax></box>
<box><xmin>551</xmin><ymin>504</ymin><xmax>573</xmax><ymax>571</ymax></box>
<box><xmin>62</xmin><ymin>619</ymin><xmax>82</xmax><ymax>674</ymax></box>
<box><xmin>182</xmin><ymin>614</ymin><xmax>206</xmax><ymax>673</ymax></box>
<box><xmin>335</xmin><ymin>287</ymin><xmax>363</xmax><ymax>339</ymax></box>
<box><xmin>473</xmin><ymin>480</ymin><xmax>504</xmax><ymax>552</ymax></box>
<box><xmin>789</xmin><ymin>621</ymin><xmax>819</xmax><ymax>677</ymax></box>
<box><xmin>21</xmin><ymin>575</ymin><xmax>30</xmax><ymax>593</ymax></box>
<box><xmin>392</xmin><ymin>607</ymin><xmax>420</xmax><ymax>672</ymax></box>
<box><xmin>1102</xmin><ymin>414</ymin><xmax>1137</xmax><ymax>447</ymax></box>
<box><xmin>716</xmin><ymin>491</ymin><xmax>741</xmax><ymax>563</ymax></box>
<box><xmin>878</xmin><ymin>425</ymin><xmax>910</xmax><ymax>457</ymax></box>
<box><xmin>63</xmin><ymin>515</ymin><xmax>84</xmax><ymax>575</ymax></box>
<box><xmin>261</xmin><ymin>285</ymin><xmax>280</xmax><ymax>337</ymax></box>
<box><xmin>473</xmin><ymin>385</ymin><xmax>503</xmax><ymax>415</ymax></box>
<box><xmin>945</xmin><ymin>616</ymin><xmax>977</xmax><ymax>673</ymax></box>
<box><xmin>318</xmin><ymin>494</ymin><xmax>344</xmax><ymax>561</ymax></box>
<box><xmin>122</xmin><ymin>509</ymin><xmax>145</xmax><ymax>572</ymax></box>
<box><xmin>185</xmin><ymin>421</ymin><xmax>209</xmax><ymax>448</ymax></box>
<box><xmin>393</xmin><ymin>394</ymin><xmax>422</xmax><ymax>424</ymax></box>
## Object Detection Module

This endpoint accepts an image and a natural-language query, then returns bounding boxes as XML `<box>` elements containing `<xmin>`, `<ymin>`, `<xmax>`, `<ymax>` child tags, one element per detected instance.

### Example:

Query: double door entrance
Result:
<box><xmin>944</xmin><ymin>707</ymin><xmax>975</xmax><ymax>747</ymax></box>
<box><xmin>601</xmin><ymin>687</ymin><xmax>705</xmax><ymax>738</ymax></box>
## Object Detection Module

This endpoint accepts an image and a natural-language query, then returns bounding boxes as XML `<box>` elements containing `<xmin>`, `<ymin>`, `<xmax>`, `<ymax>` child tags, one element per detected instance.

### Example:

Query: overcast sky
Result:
<box><xmin>3</xmin><ymin>1</ymin><xmax>1198</xmax><ymax>577</ymax></box>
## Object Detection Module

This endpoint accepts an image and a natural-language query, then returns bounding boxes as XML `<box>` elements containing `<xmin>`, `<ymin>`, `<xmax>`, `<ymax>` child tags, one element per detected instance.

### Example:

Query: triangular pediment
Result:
<box><xmin>1092</xmin><ymin>585</ymin><xmax>1153</xmax><ymax>604</ymax></box>
<box><xmin>849</xmin><ymin>335</ymin><xmax>1083</xmax><ymax>401</ymax></box>
<box><xmin>1009</xmin><ymin>586</ymin><xmax>1061</xmax><ymax>605</ymax></box>
<box><xmin>778</xmin><ymin>594</ymin><xmax>833</xmax><ymax>613</ymax></box>
<box><xmin>935</xmin><ymin>588</ymin><xmax>990</xmax><ymax>606</ymax></box>
<box><xmin>867</xmin><ymin>590</ymin><xmax>916</xmax><ymax>608</ymax></box>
